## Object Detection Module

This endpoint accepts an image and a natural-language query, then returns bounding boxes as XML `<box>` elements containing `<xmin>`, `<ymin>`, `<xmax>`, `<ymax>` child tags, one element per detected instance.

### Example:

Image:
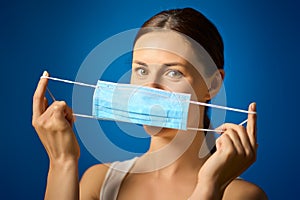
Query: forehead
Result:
<box><xmin>132</xmin><ymin>48</ymin><xmax>190</xmax><ymax>65</ymax></box>
<box><xmin>133</xmin><ymin>30</ymin><xmax>217</xmax><ymax>78</ymax></box>
<box><xmin>133</xmin><ymin>31</ymin><xmax>193</xmax><ymax>60</ymax></box>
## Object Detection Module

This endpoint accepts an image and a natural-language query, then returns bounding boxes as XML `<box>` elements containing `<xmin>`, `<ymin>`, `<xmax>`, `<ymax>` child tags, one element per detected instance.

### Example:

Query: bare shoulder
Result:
<box><xmin>223</xmin><ymin>179</ymin><xmax>268</xmax><ymax>200</ymax></box>
<box><xmin>80</xmin><ymin>163</ymin><xmax>111</xmax><ymax>200</ymax></box>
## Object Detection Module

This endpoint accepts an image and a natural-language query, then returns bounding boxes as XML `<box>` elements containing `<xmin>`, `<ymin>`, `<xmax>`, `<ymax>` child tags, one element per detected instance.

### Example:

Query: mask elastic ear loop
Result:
<box><xmin>187</xmin><ymin>101</ymin><xmax>255</xmax><ymax>133</ymax></box>
<box><xmin>187</xmin><ymin>119</ymin><xmax>249</xmax><ymax>133</ymax></box>
<box><xmin>43</xmin><ymin>75</ymin><xmax>254</xmax><ymax>133</ymax></box>
<box><xmin>46</xmin><ymin>87</ymin><xmax>56</xmax><ymax>101</ymax></box>
<box><xmin>187</xmin><ymin>127</ymin><xmax>223</xmax><ymax>133</ymax></box>
<box><xmin>189</xmin><ymin>100</ymin><xmax>256</xmax><ymax>114</ymax></box>
<box><xmin>41</xmin><ymin>75</ymin><xmax>97</xmax><ymax>88</ymax></box>
<box><xmin>239</xmin><ymin>119</ymin><xmax>248</xmax><ymax>126</ymax></box>
<box><xmin>43</xmin><ymin>75</ymin><xmax>98</xmax><ymax>119</ymax></box>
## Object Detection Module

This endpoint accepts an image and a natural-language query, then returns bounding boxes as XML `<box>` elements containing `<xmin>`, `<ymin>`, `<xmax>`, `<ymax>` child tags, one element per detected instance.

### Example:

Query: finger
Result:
<box><xmin>65</xmin><ymin>104</ymin><xmax>74</xmax><ymax>125</ymax></box>
<box><xmin>215</xmin><ymin>123</ymin><xmax>238</xmax><ymax>134</ymax></box>
<box><xmin>51</xmin><ymin>101</ymin><xmax>74</xmax><ymax>129</ymax></box>
<box><xmin>217</xmin><ymin>123</ymin><xmax>253</xmax><ymax>155</ymax></box>
<box><xmin>32</xmin><ymin>71</ymin><xmax>49</xmax><ymax>121</ymax></box>
<box><xmin>43</xmin><ymin>97</ymin><xmax>48</xmax><ymax>111</ymax></box>
<box><xmin>52</xmin><ymin>101</ymin><xmax>67</xmax><ymax>119</ymax></box>
<box><xmin>223</xmin><ymin>128</ymin><xmax>245</xmax><ymax>155</ymax></box>
<box><xmin>216</xmin><ymin>133</ymin><xmax>235</xmax><ymax>155</ymax></box>
<box><xmin>36</xmin><ymin>101</ymin><xmax>64</xmax><ymax>130</ymax></box>
<box><xmin>53</xmin><ymin>101</ymin><xmax>74</xmax><ymax>124</ymax></box>
<box><xmin>247</xmin><ymin>102</ymin><xmax>257</xmax><ymax>149</ymax></box>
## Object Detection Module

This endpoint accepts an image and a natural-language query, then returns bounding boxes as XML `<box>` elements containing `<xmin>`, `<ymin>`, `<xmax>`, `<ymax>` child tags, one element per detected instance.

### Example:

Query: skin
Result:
<box><xmin>32</xmin><ymin>38</ymin><xmax>268</xmax><ymax>200</ymax></box>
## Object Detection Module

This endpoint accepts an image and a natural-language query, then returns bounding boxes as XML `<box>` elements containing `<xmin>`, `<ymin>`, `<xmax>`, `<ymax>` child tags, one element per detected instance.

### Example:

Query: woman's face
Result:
<box><xmin>130</xmin><ymin>31</ymin><xmax>216</xmax><ymax>136</ymax></box>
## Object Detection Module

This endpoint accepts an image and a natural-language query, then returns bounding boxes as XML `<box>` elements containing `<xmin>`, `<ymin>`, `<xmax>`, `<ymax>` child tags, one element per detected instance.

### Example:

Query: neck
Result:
<box><xmin>132</xmin><ymin>129</ymin><xmax>210</xmax><ymax>176</ymax></box>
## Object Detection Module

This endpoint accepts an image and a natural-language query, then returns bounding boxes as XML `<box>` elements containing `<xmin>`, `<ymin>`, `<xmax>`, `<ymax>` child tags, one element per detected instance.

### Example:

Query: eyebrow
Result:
<box><xmin>133</xmin><ymin>60</ymin><xmax>148</xmax><ymax>66</ymax></box>
<box><xmin>163</xmin><ymin>62</ymin><xmax>186</xmax><ymax>67</ymax></box>
<box><xmin>133</xmin><ymin>60</ymin><xmax>185</xmax><ymax>67</ymax></box>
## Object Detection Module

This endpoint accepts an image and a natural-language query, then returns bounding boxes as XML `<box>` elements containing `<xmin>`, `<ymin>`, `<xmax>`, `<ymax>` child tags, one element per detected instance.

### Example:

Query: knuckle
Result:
<box><xmin>222</xmin><ymin>127</ymin><xmax>231</xmax><ymax>134</ymax></box>
<box><xmin>32</xmin><ymin>118</ymin><xmax>45</xmax><ymax>129</ymax></box>
<box><xmin>52</xmin><ymin>101</ymin><xmax>66</xmax><ymax>111</ymax></box>
<box><xmin>43</xmin><ymin>120</ymin><xmax>54</xmax><ymax>130</ymax></box>
<box><xmin>57</xmin><ymin>101</ymin><xmax>68</xmax><ymax>108</ymax></box>
<box><xmin>32</xmin><ymin>118</ymin><xmax>38</xmax><ymax>128</ymax></box>
<box><xmin>222</xmin><ymin>123</ymin><xmax>230</xmax><ymax>128</ymax></box>
<box><xmin>51</xmin><ymin>101</ymin><xmax>59</xmax><ymax>107</ymax></box>
<box><xmin>58</xmin><ymin>101</ymin><xmax>67</xmax><ymax>107</ymax></box>
<box><xmin>31</xmin><ymin>119</ymin><xmax>37</xmax><ymax>127</ymax></box>
<box><xmin>237</xmin><ymin>125</ymin><xmax>245</xmax><ymax>132</ymax></box>
<box><xmin>52</xmin><ymin>105</ymin><xmax>59</xmax><ymax>112</ymax></box>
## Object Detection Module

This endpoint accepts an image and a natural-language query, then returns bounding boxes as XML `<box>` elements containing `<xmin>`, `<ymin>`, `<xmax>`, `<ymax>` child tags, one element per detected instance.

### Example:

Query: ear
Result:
<box><xmin>204</xmin><ymin>69</ymin><xmax>225</xmax><ymax>101</ymax></box>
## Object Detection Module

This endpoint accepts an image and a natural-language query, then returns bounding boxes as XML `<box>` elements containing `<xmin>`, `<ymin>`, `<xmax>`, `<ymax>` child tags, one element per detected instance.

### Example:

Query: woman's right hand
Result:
<box><xmin>32</xmin><ymin>71</ymin><xmax>80</xmax><ymax>164</ymax></box>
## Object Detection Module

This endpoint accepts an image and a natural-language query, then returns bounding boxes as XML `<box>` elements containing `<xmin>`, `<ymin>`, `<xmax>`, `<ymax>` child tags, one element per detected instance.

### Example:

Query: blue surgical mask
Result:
<box><xmin>93</xmin><ymin>80</ymin><xmax>191</xmax><ymax>130</ymax></box>
<box><xmin>42</xmin><ymin>75</ymin><xmax>256</xmax><ymax>132</ymax></box>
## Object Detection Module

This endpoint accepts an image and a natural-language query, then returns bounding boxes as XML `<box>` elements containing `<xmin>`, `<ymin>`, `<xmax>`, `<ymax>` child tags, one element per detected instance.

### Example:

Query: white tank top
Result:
<box><xmin>99</xmin><ymin>157</ymin><xmax>243</xmax><ymax>199</ymax></box>
<box><xmin>100</xmin><ymin>157</ymin><xmax>138</xmax><ymax>200</ymax></box>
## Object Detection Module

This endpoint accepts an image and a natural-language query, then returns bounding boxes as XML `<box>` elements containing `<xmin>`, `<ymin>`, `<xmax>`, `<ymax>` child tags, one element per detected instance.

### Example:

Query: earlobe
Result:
<box><xmin>205</xmin><ymin>70</ymin><xmax>225</xmax><ymax>100</ymax></box>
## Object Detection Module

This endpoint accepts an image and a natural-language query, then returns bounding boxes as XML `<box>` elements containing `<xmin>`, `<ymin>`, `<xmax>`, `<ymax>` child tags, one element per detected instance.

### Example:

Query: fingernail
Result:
<box><xmin>42</xmin><ymin>70</ymin><xmax>48</xmax><ymax>77</ymax></box>
<box><xmin>251</xmin><ymin>102</ymin><xmax>256</xmax><ymax>110</ymax></box>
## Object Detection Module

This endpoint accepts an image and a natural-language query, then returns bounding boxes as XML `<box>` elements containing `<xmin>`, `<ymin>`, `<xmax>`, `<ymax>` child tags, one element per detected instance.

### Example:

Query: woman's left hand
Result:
<box><xmin>194</xmin><ymin>103</ymin><xmax>258</xmax><ymax>199</ymax></box>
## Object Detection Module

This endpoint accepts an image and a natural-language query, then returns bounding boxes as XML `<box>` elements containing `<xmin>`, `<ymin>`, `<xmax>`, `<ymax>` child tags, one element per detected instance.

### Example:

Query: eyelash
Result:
<box><xmin>166</xmin><ymin>69</ymin><xmax>183</xmax><ymax>79</ymax></box>
<box><xmin>133</xmin><ymin>66</ymin><xmax>184</xmax><ymax>79</ymax></box>
<box><xmin>134</xmin><ymin>66</ymin><xmax>148</xmax><ymax>76</ymax></box>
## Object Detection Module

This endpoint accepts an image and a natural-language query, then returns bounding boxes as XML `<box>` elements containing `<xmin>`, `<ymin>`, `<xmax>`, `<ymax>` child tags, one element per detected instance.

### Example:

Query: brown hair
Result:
<box><xmin>134</xmin><ymin>8</ymin><xmax>224</xmax><ymax>134</ymax></box>
<box><xmin>135</xmin><ymin>7</ymin><xmax>224</xmax><ymax>69</ymax></box>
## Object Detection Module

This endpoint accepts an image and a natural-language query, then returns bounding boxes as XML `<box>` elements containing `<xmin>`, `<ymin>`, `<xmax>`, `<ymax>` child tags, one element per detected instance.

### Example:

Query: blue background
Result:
<box><xmin>1</xmin><ymin>0</ymin><xmax>299</xmax><ymax>199</ymax></box>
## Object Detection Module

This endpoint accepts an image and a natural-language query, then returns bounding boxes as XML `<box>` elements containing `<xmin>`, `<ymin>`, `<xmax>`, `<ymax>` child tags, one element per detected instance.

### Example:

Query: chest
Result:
<box><xmin>117</xmin><ymin>173</ymin><xmax>197</xmax><ymax>200</ymax></box>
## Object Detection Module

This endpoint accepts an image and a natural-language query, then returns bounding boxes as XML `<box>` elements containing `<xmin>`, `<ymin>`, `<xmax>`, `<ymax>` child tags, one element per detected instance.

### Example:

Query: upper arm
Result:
<box><xmin>79</xmin><ymin>163</ymin><xmax>110</xmax><ymax>200</ymax></box>
<box><xmin>223</xmin><ymin>179</ymin><xmax>268</xmax><ymax>200</ymax></box>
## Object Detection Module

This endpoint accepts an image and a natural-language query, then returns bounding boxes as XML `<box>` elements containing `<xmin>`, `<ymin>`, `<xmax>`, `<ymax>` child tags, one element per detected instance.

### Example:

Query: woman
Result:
<box><xmin>32</xmin><ymin>8</ymin><xmax>267</xmax><ymax>199</ymax></box>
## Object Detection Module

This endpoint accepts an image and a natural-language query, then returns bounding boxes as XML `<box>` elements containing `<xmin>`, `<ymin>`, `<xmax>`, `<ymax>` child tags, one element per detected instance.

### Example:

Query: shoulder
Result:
<box><xmin>80</xmin><ymin>163</ymin><xmax>111</xmax><ymax>200</ymax></box>
<box><xmin>223</xmin><ymin>179</ymin><xmax>268</xmax><ymax>200</ymax></box>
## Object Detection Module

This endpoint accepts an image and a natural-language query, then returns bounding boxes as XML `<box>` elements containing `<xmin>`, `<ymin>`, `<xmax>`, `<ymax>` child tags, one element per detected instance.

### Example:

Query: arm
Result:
<box><xmin>222</xmin><ymin>179</ymin><xmax>268</xmax><ymax>200</ymax></box>
<box><xmin>32</xmin><ymin>71</ymin><xmax>80</xmax><ymax>200</ymax></box>
<box><xmin>45</xmin><ymin>160</ymin><xmax>79</xmax><ymax>200</ymax></box>
<box><xmin>189</xmin><ymin>179</ymin><xmax>268</xmax><ymax>200</ymax></box>
<box><xmin>189</xmin><ymin>103</ymin><xmax>267</xmax><ymax>200</ymax></box>
<box><xmin>80</xmin><ymin>164</ymin><xmax>110</xmax><ymax>200</ymax></box>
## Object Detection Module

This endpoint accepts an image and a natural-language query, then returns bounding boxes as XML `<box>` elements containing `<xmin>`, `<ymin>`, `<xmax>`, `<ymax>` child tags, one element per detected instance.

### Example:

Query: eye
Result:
<box><xmin>166</xmin><ymin>69</ymin><xmax>183</xmax><ymax>79</ymax></box>
<box><xmin>135</xmin><ymin>67</ymin><xmax>149</xmax><ymax>77</ymax></box>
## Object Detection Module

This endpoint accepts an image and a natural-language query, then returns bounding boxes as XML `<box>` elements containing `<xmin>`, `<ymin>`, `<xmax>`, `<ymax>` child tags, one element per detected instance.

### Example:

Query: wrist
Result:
<box><xmin>46</xmin><ymin>157</ymin><xmax>79</xmax><ymax>200</ymax></box>
<box><xmin>49</xmin><ymin>157</ymin><xmax>78</xmax><ymax>171</ymax></box>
